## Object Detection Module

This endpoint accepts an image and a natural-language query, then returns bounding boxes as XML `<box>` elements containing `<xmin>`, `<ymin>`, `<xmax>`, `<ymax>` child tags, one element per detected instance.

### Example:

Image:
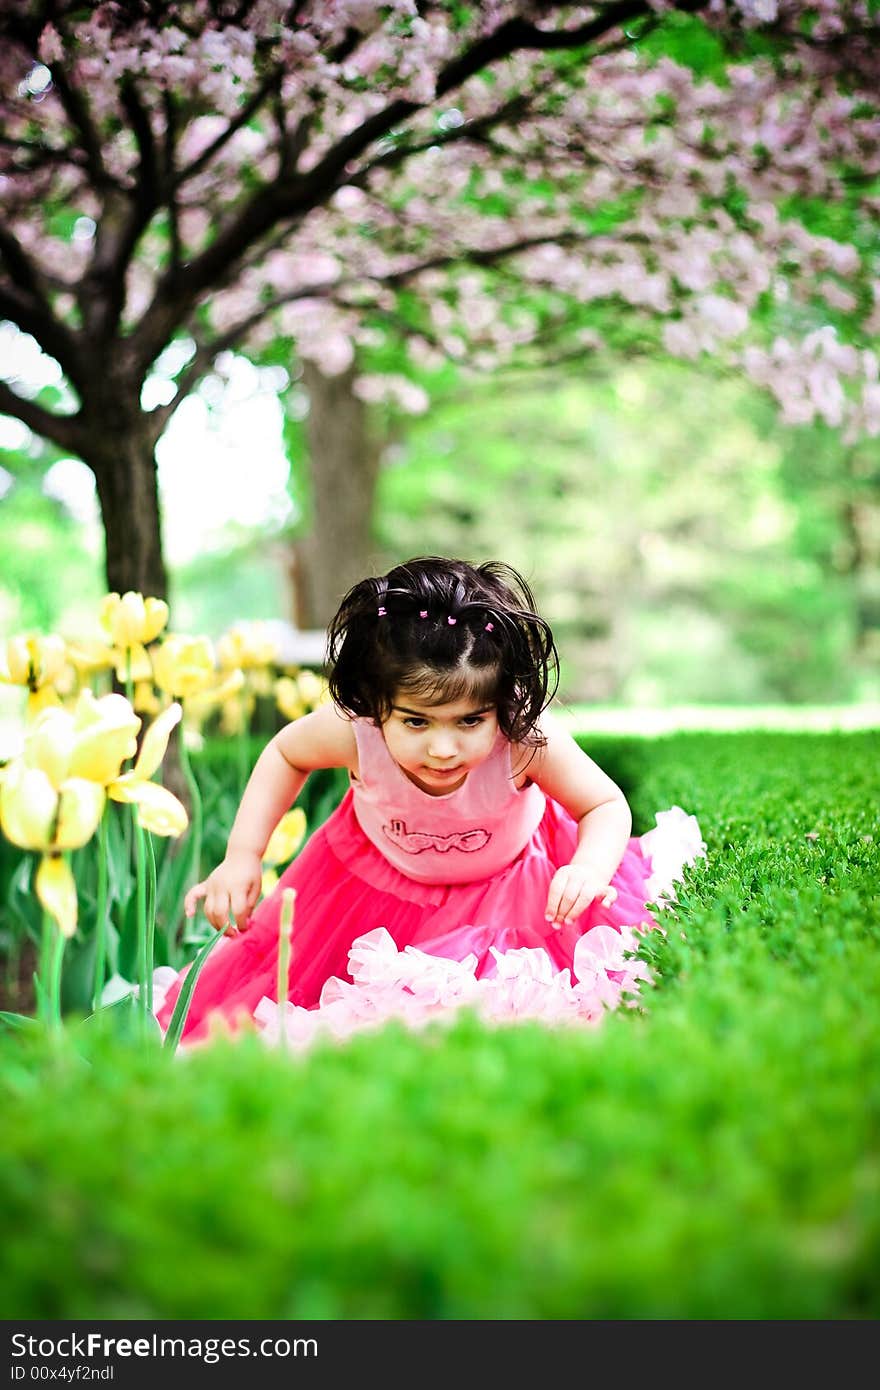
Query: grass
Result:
<box><xmin>0</xmin><ymin>727</ymin><xmax>877</xmax><ymax>1319</ymax></box>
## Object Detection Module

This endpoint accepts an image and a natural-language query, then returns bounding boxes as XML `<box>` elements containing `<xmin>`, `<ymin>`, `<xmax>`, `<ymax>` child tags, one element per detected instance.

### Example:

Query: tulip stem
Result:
<box><xmin>37</xmin><ymin>905</ymin><xmax>54</xmax><ymax>1028</ymax></box>
<box><xmin>46</xmin><ymin>924</ymin><xmax>66</xmax><ymax>1032</ymax></box>
<box><xmin>91</xmin><ymin>813</ymin><xmax>110</xmax><ymax>1013</ymax></box>
<box><xmin>134</xmin><ymin>811</ymin><xmax>148</xmax><ymax>1019</ymax></box>
<box><xmin>145</xmin><ymin>831</ymin><xmax>157</xmax><ymax>1013</ymax></box>
<box><xmin>37</xmin><ymin>910</ymin><xmax>65</xmax><ymax>1032</ymax></box>
<box><xmin>176</xmin><ymin>725</ymin><xmax>203</xmax><ymax>891</ymax></box>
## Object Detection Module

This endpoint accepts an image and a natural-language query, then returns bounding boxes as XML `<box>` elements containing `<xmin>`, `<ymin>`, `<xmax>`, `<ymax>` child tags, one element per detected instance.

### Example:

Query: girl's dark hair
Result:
<box><xmin>327</xmin><ymin>556</ymin><xmax>559</xmax><ymax>745</ymax></box>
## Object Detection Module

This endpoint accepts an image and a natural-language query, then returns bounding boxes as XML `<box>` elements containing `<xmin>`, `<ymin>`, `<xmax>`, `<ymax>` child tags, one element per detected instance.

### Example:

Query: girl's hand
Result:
<box><xmin>184</xmin><ymin>849</ymin><xmax>263</xmax><ymax>936</ymax></box>
<box><xmin>544</xmin><ymin>864</ymin><xmax>618</xmax><ymax>928</ymax></box>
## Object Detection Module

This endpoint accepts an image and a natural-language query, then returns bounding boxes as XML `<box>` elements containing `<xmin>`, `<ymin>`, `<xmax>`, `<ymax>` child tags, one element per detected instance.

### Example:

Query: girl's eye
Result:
<box><xmin>403</xmin><ymin>717</ymin><xmax>427</xmax><ymax>729</ymax></box>
<box><xmin>460</xmin><ymin>716</ymin><xmax>484</xmax><ymax>728</ymax></box>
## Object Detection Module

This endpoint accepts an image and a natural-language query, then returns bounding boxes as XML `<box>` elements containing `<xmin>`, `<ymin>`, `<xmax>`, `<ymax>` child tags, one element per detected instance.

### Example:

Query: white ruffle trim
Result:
<box><xmin>248</xmin><ymin>806</ymin><xmax>706</xmax><ymax>1051</ymax></box>
<box><xmin>641</xmin><ymin>805</ymin><xmax>706</xmax><ymax>905</ymax></box>
<box><xmin>253</xmin><ymin>922</ymin><xmax>652</xmax><ymax>1050</ymax></box>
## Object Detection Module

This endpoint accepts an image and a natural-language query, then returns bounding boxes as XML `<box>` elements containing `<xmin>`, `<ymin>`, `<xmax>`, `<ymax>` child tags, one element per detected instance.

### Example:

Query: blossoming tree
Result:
<box><xmin>1</xmin><ymin>1</ymin><xmax>877</xmax><ymax>619</ymax></box>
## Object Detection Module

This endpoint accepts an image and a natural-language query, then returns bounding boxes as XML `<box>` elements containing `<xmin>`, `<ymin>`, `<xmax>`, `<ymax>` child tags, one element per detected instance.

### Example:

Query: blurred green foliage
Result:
<box><xmin>1</xmin><ymin>728</ymin><xmax>877</xmax><ymax>1319</ymax></box>
<box><xmin>373</xmin><ymin>361</ymin><xmax>879</xmax><ymax>704</ymax></box>
<box><xmin>2</xmin><ymin>359</ymin><xmax>877</xmax><ymax>706</ymax></box>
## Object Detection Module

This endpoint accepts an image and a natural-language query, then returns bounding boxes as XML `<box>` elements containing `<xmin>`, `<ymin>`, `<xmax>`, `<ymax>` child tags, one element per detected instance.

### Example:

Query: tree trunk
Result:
<box><xmin>88</xmin><ymin>420</ymin><xmax>168</xmax><ymax>602</ymax></box>
<box><xmin>288</xmin><ymin>361</ymin><xmax>381</xmax><ymax>628</ymax></box>
<box><xmin>82</xmin><ymin>413</ymin><xmax>192</xmax><ymax>810</ymax></box>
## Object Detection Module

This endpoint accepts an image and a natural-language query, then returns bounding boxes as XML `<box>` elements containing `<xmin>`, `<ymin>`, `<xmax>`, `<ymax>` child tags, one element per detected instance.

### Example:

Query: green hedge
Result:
<box><xmin>1</xmin><ymin>730</ymin><xmax>877</xmax><ymax>1319</ymax></box>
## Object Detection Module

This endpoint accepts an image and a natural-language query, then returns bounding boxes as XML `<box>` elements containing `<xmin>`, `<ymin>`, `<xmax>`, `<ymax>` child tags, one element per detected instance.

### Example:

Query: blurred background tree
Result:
<box><xmin>3</xmin><ymin>349</ymin><xmax>878</xmax><ymax>707</ymax></box>
<box><xmin>1</xmin><ymin>2</ymin><xmax>878</xmax><ymax>632</ymax></box>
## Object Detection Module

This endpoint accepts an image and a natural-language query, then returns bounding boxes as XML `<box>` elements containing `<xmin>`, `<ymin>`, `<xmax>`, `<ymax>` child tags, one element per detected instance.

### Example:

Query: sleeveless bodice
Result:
<box><xmin>349</xmin><ymin>718</ymin><xmax>546</xmax><ymax>884</ymax></box>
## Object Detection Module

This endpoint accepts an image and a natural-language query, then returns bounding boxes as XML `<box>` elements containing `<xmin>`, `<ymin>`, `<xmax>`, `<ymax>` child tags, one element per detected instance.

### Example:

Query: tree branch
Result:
<box><xmin>163</xmin><ymin>91</ymin><xmax>182</xmax><ymax>272</ymax></box>
<box><xmin>48</xmin><ymin>62</ymin><xmax>109</xmax><ymax>187</ymax></box>
<box><xmin>172</xmin><ymin>64</ymin><xmax>284</xmax><ymax>191</ymax></box>
<box><xmin>0</xmin><ymin>282</ymin><xmax>85</xmax><ymax>392</ymax></box>
<box><xmin>126</xmin><ymin>0</ymin><xmax>701</xmax><ymax>374</ymax></box>
<box><xmin>120</xmin><ymin>76</ymin><xmax>160</xmax><ymax>208</ymax></box>
<box><xmin>0</xmin><ymin>378</ymin><xmax>83</xmax><ymax>454</ymax></box>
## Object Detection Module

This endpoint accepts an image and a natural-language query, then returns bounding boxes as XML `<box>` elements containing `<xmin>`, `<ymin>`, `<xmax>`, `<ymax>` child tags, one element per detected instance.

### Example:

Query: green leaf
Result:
<box><xmin>162</xmin><ymin>929</ymin><xmax>226</xmax><ymax>1053</ymax></box>
<box><xmin>0</xmin><ymin>1009</ymin><xmax>42</xmax><ymax>1033</ymax></box>
<box><xmin>76</xmin><ymin>993</ymin><xmax>162</xmax><ymax>1045</ymax></box>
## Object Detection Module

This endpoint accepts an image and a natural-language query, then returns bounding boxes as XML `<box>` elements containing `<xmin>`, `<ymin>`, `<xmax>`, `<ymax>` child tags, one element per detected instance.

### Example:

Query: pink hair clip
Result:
<box><xmin>447</xmin><ymin>616</ymin><xmax>457</xmax><ymax>626</ymax></box>
<box><xmin>377</xmin><ymin>606</ymin><xmax>387</xmax><ymax>617</ymax></box>
<box><xmin>485</xmin><ymin>622</ymin><xmax>494</xmax><ymax>632</ymax></box>
<box><xmin>419</xmin><ymin>610</ymin><xmax>428</xmax><ymax>619</ymax></box>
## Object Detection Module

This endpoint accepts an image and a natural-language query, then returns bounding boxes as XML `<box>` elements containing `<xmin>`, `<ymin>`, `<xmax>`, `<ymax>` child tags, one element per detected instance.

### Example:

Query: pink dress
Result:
<box><xmin>155</xmin><ymin>720</ymin><xmax>705</xmax><ymax>1046</ymax></box>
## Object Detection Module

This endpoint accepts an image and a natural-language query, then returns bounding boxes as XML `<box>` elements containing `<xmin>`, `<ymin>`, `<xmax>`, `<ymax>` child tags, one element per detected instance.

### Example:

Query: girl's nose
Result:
<box><xmin>427</xmin><ymin>731</ymin><xmax>457</xmax><ymax>759</ymax></box>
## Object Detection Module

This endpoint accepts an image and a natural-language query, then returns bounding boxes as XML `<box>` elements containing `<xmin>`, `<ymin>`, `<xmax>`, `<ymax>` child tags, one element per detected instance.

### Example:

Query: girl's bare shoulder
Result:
<box><xmin>509</xmin><ymin>709</ymin><xmax>583</xmax><ymax>788</ymax></box>
<box><xmin>275</xmin><ymin>701</ymin><xmax>358</xmax><ymax>773</ymax></box>
<box><xmin>508</xmin><ymin>711</ymin><xmax>560</xmax><ymax>788</ymax></box>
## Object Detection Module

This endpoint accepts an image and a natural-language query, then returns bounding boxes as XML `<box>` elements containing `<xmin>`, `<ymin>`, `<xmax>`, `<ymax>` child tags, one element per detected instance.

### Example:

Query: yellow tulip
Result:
<box><xmin>68</xmin><ymin>691</ymin><xmax>141</xmax><ymax>784</ymax></box>
<box><xmin>54</xmin><ymin>778</ymin><xmax>108</xmax><ymax>849</ymax></box>
<box><xmin>108</xmin><ymin>777</ymin><xmax>188</xmax><ymax>836</ymax></box>
<box><xmin>133</xmin><ymin>680</ymin><xmax>161</xmax><ymax>715</ymax></box>
<box><xmin>23</xmin><ymin>692</ymin><xmax>141</xmax><ymax>789</ymax></box>
<box><xmin>0</xmin><ymin>760</ymin><xmax>105</xmax><ymax>853</ymax></box>
<box><xmin>152</xmin><ymin>635</ymin><xmax>217</xmax><ymax>700</ymax></box>
<box><xmin>260</xmin><ymin>867</ymin><xmax>279</xmax><ymax>898</ymax></box>
<box><xmin>275</xmin><ymin>670</ymin><xmax>330</xmax><ymax>722</ymax></box>
<box><xmin>218</xmin><ymin>690</ymin><xmax>254</xmax><ymax>736</ymax></box>
<box><xmin>22</xmin><ymin>708</ymin><xmax>76</xmax><ymax>791</ymax></box>
<box><xmin>24</xmin><ymin>685</ymin><xmax>62</xmax><ymax>718</ymax></box>
<box><xmin>248</xmin><ymin>668</ymin><xmax>274</xmax><ymax>698</ymax></box>
<box><xmin>128</xmin><ymin>701</ymin><xmax>182</xmax><ymax>780</ymax></box>
<box><xmin>262</xmin><ymin>808</ymin><xmax>307</xmax><ymax>866</ymax></box>
<box><xmin>111</xmin><ymin>643</ymin><xmax>154</xmax><ymax>684</ymax></box>
<box><xmin>296</xmin><ymin>670</ymin><xmax>329</xmax><ymax>707</ymax></box>
<box><xmin>106</xmin><ymin>701</ymin><xmax>188</xmax><ymax>837</ymax></box>
<box><xmin>2</xmin><ymin>635</ymin><xmax>66</xmax><ymax>717</ymax></box>
<box><xmin>217</xmin><ymin>622</ymin><xmax>279</xmax><ymax>670</ymax></box>
<box><xmin>183</xmin><ymin>667</ymin><xmax>245</xmax><ymax>719</ymax></box>
<box><xmin>0</xmin><ymin>759</ymin><xmax>106</xmax><ymax>941</ymax></box>
<box><xmin>0</xmin><ymin>763</ymin><xmax>58</xmax><ymax>848</ymax></box>
<box><xmin>35</xmin><ymin>855</ymin><xmax>78</xmax><ymax>939</ymax></box>
<box><xmin>65</xmin><ymin>639</ymin><xmax>117</xmax><ymax>675</ymax></box>
<box><xmin>275</xmin><ymin>676</ymin><xmax>305</xmax><ymax>722</ymax></box>
<box><xmin>2</xmin><ymin>633</ymin><xmax>67</xmax><ymax>691</ymax></box>
<box><xmin>100</xmin><ymin>592</ymin><xmax>169</xmax><ymax>648</ymax></box>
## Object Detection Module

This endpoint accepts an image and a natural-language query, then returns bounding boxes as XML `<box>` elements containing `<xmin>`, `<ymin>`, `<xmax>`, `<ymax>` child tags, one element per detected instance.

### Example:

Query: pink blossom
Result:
<box><xmin>38</xmin><ymin>25</ymin><xmax>64</xmax><ymax>64</ymax></box>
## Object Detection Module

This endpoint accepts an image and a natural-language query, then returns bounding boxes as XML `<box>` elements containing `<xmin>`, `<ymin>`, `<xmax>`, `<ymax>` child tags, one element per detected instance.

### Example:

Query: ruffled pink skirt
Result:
<box><xmin>155</xmin><ymin>791</ymin><xmax>705</xmax><ymax>1047</ymax></box>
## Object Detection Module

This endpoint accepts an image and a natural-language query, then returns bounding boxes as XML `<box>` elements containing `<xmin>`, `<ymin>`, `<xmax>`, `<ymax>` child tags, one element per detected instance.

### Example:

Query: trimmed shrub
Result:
<box><xmin>1</xmin><ymin>731</ymin><xmax>877</xmax><ymax>1319</ymax></box>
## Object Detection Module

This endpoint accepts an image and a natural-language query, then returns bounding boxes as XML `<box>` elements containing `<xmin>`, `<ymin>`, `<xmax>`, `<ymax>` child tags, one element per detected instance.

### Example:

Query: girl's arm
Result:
<box><xmin>184</xmin><ymin>703</ymin><xmax>356</xmax><ymax>935</ymax></box>
<box><xmin>520</xmin><ymin>711</ymin><xmax>633</xmax><ymax>928</ymax></box>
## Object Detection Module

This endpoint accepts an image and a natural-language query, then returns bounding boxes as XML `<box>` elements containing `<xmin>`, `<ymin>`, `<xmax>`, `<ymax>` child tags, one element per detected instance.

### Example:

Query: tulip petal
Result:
<box><xmin>152</xmin><ymin>635</ymin><xmax>216</xmax><ymax>700</ymax></box>
<box><xmin>112</xmin><ymin>642</ymin><xmax>154</xmax><ymax>683</ymax></box>
<box><xmin>36</xmin><ymin>855</ymin><xmax>78</xmax><ymax>938</ymax></box>
<box><xmin>109</xmin><ymin>777</ymin><xmax>188</xmax><ymax>837</ymax></box>
<box><xmin>55</xmin><ymin>779</ymin><xmax>106</xmax><ymax>849</ymax></box>
<box><xmin>0</xmin><ymin>762</ymin><xmax>56</xmax><ymax>850</ymax></box>
<box><xmin>68</xmin><ymin>691</ymin><xmax>141</xmax><ymax>784</ymax></box>
<box><xmin>133</xmin><ymin>702</ymin><xmax>182</xmax><ymax>780</ymax></box>
<box><xmin>142</xmin><ymin>597</ymin><xmax>170</xmax><ymax>644</ymax></box>
<box><xmin>65</xmin><ymin>639</ymin><xmax>117</xmax><ymax>673</ymax></box>
<box><xmin>263</xmin><ymin>808</ymin><xmax>307</xmax><ymax>866</ymax></box>
<box><xmin>26</xmin><ymin>687</ymin><xmax>62</xmax><ymax>720</ymax></box>
<box><xmin>23</xmin><ymin>706</ymin><xmax>76</xmax><ymax>789</ymax></box>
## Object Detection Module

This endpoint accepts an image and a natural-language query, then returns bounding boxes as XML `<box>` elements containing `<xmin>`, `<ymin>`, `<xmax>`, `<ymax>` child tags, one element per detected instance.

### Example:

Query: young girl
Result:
<box><xmin>156</xmin><ymin>557</ymin><xmax>703</xmax><ymax>1044</ymax></box>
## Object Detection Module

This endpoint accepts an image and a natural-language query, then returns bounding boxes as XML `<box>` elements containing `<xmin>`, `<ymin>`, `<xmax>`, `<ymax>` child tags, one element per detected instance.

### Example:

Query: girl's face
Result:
<box><xmin>382</xmin><ymin>690</ymin><xmax>499</xmax><ymax>796</ymax></box>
